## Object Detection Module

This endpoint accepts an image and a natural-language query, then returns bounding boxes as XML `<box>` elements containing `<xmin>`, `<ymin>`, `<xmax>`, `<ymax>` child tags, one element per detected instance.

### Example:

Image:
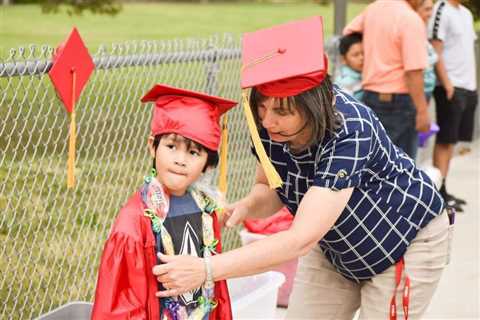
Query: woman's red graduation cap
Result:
<box><xmin>140</xmin><ymin>84</ymin><xmax>237</xmax><ymax>151</ymax></box>
<box><xmin>239</xmin><ymin>16</ymin><xmax>328</xmax><ymax>189</ymax></box>
<box><xmin>241</xmin><ymin>16</ymin><xmax>328</xmax><ymax>98</ymax></box>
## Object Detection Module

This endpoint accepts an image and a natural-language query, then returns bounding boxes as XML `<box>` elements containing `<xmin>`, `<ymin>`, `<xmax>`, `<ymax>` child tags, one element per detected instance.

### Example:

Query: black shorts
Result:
<box><xmin>433</xmin><ymin>86</ymin><xmax>478</xmax><ymax>144</ymax></box>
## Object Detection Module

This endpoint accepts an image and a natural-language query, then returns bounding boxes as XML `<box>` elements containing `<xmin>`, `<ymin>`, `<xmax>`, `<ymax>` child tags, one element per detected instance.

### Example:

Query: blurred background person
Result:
<box><xmin>335</xmin><ymin>32</ymin><xmax>364</xmax><ymax>100</ymax></box>
<box><xmin>428</xmin><ymin>0</ymin><xmax>478</xmax><ymax>212</ymax></box>
<box><xmin>344</xmin><ymin>0</ymin><xmax>431</xmax><ymax>161</ymax></box>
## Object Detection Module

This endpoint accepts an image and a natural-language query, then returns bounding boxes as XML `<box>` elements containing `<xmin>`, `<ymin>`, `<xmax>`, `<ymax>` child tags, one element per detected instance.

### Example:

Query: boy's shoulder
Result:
<box><xmin>109</xmin><ymin>192</ymin><xmax>149</xmax><ymax>241</ymax></box>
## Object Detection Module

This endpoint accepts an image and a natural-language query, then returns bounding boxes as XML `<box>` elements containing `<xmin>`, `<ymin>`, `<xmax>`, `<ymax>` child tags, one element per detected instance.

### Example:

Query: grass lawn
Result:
<box><xmin>0</xmin><ymin>2</ymin><xmax>367</xmax><ymax>56</ymax></box>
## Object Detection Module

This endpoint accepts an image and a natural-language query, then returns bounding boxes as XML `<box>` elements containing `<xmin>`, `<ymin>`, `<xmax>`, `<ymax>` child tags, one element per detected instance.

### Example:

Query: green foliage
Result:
<box><xmin>40</xmin><ymin>0</ymin><xmax>122</xmax><ymax>16</ymax></box>
<box><xmin>463</xmin><ymin>0</ymin><xmax>480</xmax><ymax>20</ymax></box>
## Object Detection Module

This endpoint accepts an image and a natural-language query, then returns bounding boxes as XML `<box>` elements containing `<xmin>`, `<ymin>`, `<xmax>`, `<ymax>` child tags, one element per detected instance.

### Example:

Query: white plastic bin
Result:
<box><xmin>229</xmin><ymin>271</ymin><xmax>285</xmax><ymax>319</ymax></box>
<box><xmin>239</xmin><ymin>229</ymin><xmax>298</xmax><ymax>307</ymax></box>
<box><xmin>35</xmin><ymin>302</ymin><xmax>92</xmax><ymax>320</ymax></box>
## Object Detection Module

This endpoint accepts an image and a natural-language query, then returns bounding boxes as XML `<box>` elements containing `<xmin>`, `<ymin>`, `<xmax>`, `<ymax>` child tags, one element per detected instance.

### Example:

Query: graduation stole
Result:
<box><xmin>140</xmin><ymin>169</ymin><xmax>220</xmax><ymax>320</ymax></box>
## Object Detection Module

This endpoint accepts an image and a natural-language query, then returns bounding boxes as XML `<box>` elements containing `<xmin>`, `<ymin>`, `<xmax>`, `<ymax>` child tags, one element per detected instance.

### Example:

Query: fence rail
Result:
<box><xmin>1</xmin><ymin>48</ymin><xmax>242</xmax><ymax>77</ymax></box>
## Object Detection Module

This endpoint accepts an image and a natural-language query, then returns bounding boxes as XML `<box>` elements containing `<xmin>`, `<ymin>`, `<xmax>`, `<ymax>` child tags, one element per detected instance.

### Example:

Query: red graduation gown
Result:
<box><xmin>91</xmin><ymin>192</ymin><xmax>232</xmax><ymax>320</ymax></box>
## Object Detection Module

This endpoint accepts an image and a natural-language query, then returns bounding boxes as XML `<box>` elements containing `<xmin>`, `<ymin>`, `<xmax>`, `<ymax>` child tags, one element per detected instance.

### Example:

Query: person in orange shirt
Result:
<box><xmin>344</xmin><ymin>0</ymin><xmax>431</xmax><ymax>161</ymax></box>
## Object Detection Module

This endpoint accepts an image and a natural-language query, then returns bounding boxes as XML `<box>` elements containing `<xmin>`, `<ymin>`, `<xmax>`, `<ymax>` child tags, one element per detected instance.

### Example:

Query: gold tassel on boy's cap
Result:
<box><xmin>241</xmin><ymin>90</ymin><xmax>283</xmax><ymax>189</ymax></box>
<box><xmin>218</xmin><ymin>115</ymin><xmax>229</xmax><ymax>194</ymax></box>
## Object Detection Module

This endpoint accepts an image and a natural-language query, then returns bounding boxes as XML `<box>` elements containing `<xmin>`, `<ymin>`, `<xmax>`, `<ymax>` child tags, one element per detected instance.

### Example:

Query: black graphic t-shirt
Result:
<box><xmin>160</xmin><ymin>192</ymin><xmax>203</xmax><ymax>307</ymax></box>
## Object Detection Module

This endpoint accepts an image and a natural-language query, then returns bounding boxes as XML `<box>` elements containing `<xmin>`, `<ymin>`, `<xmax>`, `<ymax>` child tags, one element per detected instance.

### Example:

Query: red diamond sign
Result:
<box><xmin>49</xmin><ymin>27</ymin><xmax>94</xmax><ymax>113</ymax></box>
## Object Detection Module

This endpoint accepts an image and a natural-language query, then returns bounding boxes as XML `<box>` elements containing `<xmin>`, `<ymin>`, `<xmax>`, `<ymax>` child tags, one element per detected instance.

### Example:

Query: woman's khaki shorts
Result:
<box><xmin>286</xmin><ymin>211</ymin><xmax>451</xmax><ymax>320</ymax></box>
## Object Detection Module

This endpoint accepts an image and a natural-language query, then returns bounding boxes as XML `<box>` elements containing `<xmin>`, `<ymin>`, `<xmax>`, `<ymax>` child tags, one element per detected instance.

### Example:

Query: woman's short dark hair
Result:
<box><xmin>339</xmin><ymin>33</ymin><xmax>363</xmax><ymax>56</ymax></box>
<box><xmin>152</xmin><ymin>133</ymin><xmax>219</xmax><ymax>171</ymax></box>
<box><xmin>249</xmin><ymin>75</ymin><xmax>341</xmax><ymax>149</ymax></box>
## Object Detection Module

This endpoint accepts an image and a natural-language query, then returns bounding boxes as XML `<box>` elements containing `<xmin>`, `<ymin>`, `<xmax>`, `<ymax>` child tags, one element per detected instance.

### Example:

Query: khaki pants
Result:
<box><xmin>286</xmin><ymin>212</ymin><xmax>451</xmax><ymax>320</ymax></box>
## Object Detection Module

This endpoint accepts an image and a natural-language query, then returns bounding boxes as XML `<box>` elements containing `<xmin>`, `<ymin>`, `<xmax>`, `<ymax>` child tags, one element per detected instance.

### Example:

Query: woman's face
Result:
<box><xmin>257</xmin><ymin>97</ymin><xmax>310</xmax><ymax>148</ymax></box>
<box><xmin>417</xmin><ymin>0</ymin><xmax>433</xmax><ymax>23</ymax></box>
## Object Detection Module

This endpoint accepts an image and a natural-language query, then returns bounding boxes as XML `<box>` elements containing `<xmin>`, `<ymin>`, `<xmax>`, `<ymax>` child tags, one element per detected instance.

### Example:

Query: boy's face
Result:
<box><xmin>148</xmin><ymin>134</ymin><xmax>209</xmax><ymax>197</ymax></box>
<box><xmin>343</xmin><ymin>42</ymin><xmax>364</xmax><ymax>73</ymax></box>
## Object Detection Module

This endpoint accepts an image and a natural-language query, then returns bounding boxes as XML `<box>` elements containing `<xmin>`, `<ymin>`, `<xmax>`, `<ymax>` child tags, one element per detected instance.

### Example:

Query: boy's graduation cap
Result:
<box><xmin>141</xmin><ymin>84</ymin><xmax>237</xmax><ymax>193</ymax></box>
<box><xmin>241</xmin><ymin>16</ymin><xmax>328</xmax><ymax>189</ymax></box>
<box><xmin>48</xmin><ymin>27</ymin><xmax>95</xmax><ymax>188</ymax></box>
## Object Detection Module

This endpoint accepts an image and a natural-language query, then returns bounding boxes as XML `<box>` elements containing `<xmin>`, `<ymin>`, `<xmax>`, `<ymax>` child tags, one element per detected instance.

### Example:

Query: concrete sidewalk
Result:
<box><xmin>274</xmin><ymin>140</ymin><xmax>480</xmax><ymax>320</ymax></box>
<box><xmin>422</xmin><ymin>140</ymin><xmax>480</xmax><ymax>319</ymax></box>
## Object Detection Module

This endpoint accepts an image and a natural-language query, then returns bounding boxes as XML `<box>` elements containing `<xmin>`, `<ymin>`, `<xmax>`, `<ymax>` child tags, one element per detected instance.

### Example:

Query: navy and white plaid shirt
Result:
<box><xmin>254</xmin><ymin>87</ymin><xmax>445</xmax><ymax>282</ymax></box>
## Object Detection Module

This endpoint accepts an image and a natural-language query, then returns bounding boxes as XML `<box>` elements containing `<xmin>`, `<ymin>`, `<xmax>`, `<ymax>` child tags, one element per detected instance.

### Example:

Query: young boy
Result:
<box><xmin>91</xmin><ymin>84</ymin><xmax>236</xmax><ymax>320</ymax></box>
<box><xmin>335</xmin><ymin>32</ymin><xmax>364</xmax><ymax>100</ymax></box>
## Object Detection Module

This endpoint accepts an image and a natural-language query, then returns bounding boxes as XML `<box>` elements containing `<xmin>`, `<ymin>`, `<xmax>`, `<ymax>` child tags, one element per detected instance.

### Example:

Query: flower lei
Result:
<box><xmin>140</xmin><ymin>169</ymin><xmax>220</xmax><ymax>320</ymax></box>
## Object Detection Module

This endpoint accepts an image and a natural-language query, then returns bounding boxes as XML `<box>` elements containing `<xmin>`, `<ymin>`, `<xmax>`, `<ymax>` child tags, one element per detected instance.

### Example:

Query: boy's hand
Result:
<box><xmin>222</xmin><ymin>201</ymin><xmax>249</xmax><ymax>228</ymax></box>
<box><xmin>153</xmin><ymin>253</ymin><xmax>206</xmax><ymax>298</ymax></box>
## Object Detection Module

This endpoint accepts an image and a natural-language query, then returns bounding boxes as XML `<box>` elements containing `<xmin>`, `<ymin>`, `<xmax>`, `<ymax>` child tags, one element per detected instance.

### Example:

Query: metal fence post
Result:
<box><xmin>475</xmin><ymin>35</ymin><xmax>480</xmax><ymax>141</ymax></box>
<box><xmin>204</xmin><ymin>39</ymin><xmax>219</xmax><ymax>96</ymax></box>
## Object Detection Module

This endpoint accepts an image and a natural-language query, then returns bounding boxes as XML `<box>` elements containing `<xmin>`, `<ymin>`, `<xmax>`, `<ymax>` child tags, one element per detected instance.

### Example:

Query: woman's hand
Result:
<box><xmin>222</xmin><ymin>201</ymin><xmax>250</xmax><ymax>228</ymax></box>
<box><xmin>152</xmin><ymin>253</ymin><xmax>206</xmax><ymax>298</ymax></box>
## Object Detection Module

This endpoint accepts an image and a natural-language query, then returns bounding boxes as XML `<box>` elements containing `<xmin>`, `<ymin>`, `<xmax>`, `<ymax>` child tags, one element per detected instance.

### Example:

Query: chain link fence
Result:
<box><xmin>0</xmin><ymin>34</ymin><xmax>258</xmax><ymax>319</ymax></box>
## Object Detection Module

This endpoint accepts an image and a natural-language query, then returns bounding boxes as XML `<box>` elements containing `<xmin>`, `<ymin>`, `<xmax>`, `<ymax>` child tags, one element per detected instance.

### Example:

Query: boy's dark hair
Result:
<box><xmin>249</xmin><ymin>75</ymin><xmax>342</xmax><ymax>150</ymax></box>
<box><xmin>152</xmin><ymin>133</ymin><xmax>219</xmax><ymax>172</ymax></box>
<box><xmin>339</xmin><ymin>33</ymin><xmax>363</xmax><ymax>56</ymax></box>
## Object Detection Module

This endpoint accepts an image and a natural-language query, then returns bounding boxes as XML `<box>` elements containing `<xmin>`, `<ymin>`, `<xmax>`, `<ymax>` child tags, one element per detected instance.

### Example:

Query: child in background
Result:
<box><xmin>335</xmin><ymin>32</ymin><xmax>364</xmax><ymax>100</ymax></box>
<box><xmin>91</xmin><ymin>84</ymin><xmax>235</xmax><ymax>320</ymax></box>
<box><xmin>416</xmin><ymin>0</ymin><xmax>438</xmax><ymax>102</ymax></box>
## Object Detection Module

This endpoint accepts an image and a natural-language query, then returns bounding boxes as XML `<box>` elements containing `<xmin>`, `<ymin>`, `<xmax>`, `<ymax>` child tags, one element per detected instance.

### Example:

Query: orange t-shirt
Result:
<box><xmin>343</xmin><ymin>0</ymin><xmax>427</xmax><ymax>94</ymax></box>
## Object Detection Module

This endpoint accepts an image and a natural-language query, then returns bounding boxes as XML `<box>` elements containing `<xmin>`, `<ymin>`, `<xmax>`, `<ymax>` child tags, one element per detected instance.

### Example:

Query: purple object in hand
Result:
<box><xmin>418</xmin><ymin>123</ymin><xmax>440</xmax><ymax>147</ymax></box>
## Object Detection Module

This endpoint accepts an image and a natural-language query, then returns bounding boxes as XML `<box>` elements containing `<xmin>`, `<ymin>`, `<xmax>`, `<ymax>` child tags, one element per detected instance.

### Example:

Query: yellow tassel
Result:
<box><xmin>67</xmin><ymin>70</ymin><xmax>77</xmax><ymax>189</ymax></box>
<box><xmin>218</xmin><ymin>114</ymin><xmax>228</xmax><ymax>194</ymax></box>
<box><xmin>67</xmin><ymin>110</ymin><xmax>76</xmax><ymax>188</ymax></box>
<box><xmin>241</xmin><ymin>90</ymin><xmax>283</xmax><ymax>189</ymax></box>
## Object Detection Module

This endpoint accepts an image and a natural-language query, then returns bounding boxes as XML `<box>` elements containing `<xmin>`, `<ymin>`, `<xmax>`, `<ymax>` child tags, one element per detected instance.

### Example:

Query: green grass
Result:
<box><xmin>0</xmin><ymin>2</ymin><xmax>367</xmax><ymax>56</ymax></box>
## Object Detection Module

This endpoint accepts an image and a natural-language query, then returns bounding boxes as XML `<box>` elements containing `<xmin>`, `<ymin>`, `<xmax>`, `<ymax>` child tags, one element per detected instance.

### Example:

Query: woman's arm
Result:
<box><xmin>213</xmin><ymin>186</ymin><xmax>353</xmax><ymax>280</ymax></box>
<box><xmin>223</xmin><ymin>163</ymin><xmax>284</xmax><ymax>226</ymax></box>
<box><xmin>153</xmin><ymin>186</ymin><xmax>353</xmax><ymax>297</ymax></box>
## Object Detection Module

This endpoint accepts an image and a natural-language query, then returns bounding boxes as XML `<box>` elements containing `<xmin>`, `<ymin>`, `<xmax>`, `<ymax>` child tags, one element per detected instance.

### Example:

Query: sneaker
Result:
<box><xmin>447</xmin><ymin>202</ymin><xmax>464</xmax><ymax>213</ymax></box>
<box><xmin>458</xmin><ymin>146</ymin><xmax>471</xmax><ymax>156</ymax></box>
<box><xmin>448</xmin><ymin>192</ymin><xmax>467</xmax><ymax>206</ymax></box>
<box><xmin>441</xmin><ymin>191</ymin><xmax>464</xmax><ymax>212</ymax></box>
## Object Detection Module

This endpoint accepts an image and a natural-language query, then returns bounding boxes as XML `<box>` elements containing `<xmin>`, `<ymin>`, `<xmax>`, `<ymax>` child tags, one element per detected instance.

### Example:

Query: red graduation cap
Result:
<box><xmin>48</xmin><ymin>27</ymin><xmax>94</xmax><ymax>188</ymax></box>
<box><xmin>141</xmin><ymin>84</ymin><xmax>237</xmax><ymax>151</ymax></box>
<box><xmin>239</xmin><ymin>17</ymin><xmax>328</xmax><ymax>190</ymax></box>
<box><xmin>141</xmin><ymin>84</ymin><xmax>237</xmax><ymax>193</ymax></box>
<box><xmin>49</xmin><ymin>27</ymin><xmax>95</xmax><ymax>113</ymax></box>
<box><xmin>241</xmin><ymin>16</ymin><xmax>328</xmax><ymax>98</ymax></box>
